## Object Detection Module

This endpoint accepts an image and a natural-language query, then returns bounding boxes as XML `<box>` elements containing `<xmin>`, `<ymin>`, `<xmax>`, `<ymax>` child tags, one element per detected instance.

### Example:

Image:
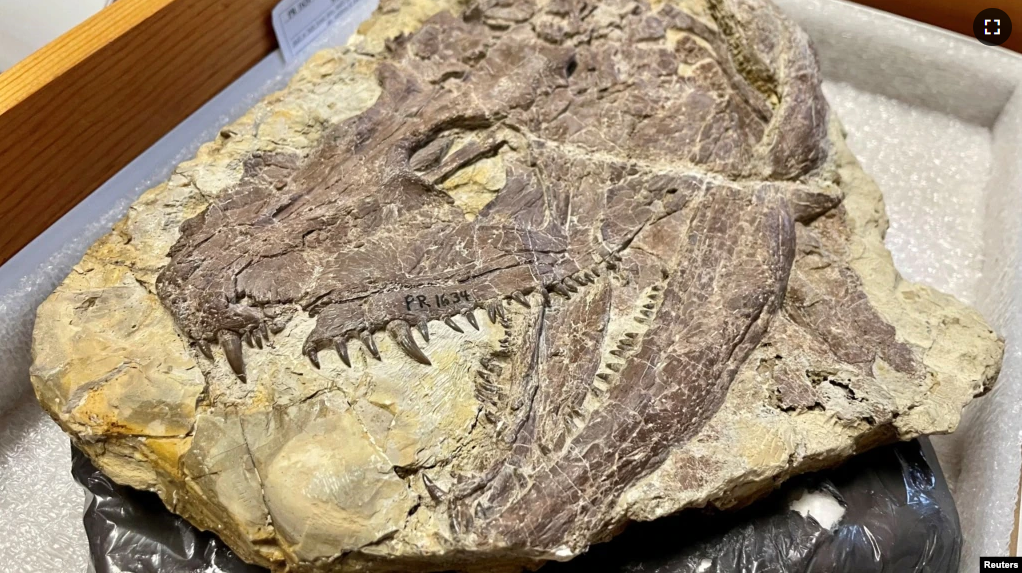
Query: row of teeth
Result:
<box><xmin>305</xmin><ymin>300</ymin><xmax>511</xmax><ymax>371</ymax></box>
<box><xmin>551</xmin><ymin>283</ymin><xmax>665</xmax><ymax>437</ymax></box>
<box><xmin>197</xmin><ymin>258</ymin><xmax>620</xmax><ymax>382</ymax></box>
<box><xmin>432</xmin><ymin>270</ymin><xmax>663</xmax><ymax>503</ymax></box>
<box><xmin>593</xmin><ymin>284</ymin><xmax>664</xmax><ymax>389</ymax></box>
<box><xmin>475</xmin><ymin>354</ymin><xmax>509</xmax><ymax>424</ymax></box>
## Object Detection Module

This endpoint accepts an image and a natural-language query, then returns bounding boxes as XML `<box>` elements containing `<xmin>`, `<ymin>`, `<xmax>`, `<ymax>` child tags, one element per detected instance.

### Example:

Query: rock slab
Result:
<box><xmin>31</xmin><ymin>0</ymin><xmax>1003</xmax><ymax>571</ymax></box>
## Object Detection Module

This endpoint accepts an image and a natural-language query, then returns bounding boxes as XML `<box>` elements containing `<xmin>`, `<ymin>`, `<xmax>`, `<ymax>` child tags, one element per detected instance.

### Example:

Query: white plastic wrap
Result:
<box><xmin>1</xmin><ymin>1</ymin><xmax>1019</xmax><ymax>571</ymax></box>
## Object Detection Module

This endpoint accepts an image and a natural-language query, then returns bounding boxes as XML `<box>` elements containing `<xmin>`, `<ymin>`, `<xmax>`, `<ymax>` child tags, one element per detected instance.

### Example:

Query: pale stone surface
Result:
<box><xmin>30</xmin><ymin>0</ymin><xmax>1002</xmax><ymax>571</ymax></box>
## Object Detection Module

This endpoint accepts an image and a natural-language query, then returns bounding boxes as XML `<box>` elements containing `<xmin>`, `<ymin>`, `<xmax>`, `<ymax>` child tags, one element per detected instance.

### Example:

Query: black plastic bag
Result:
<box><xmin>73</xmin><ymin>439</ymin><xmax>959</xmax><ymax>573</ymax></box>
<box><xmin>73</xmin><ymin>449</ymin><xmax>264</xmax><ymax>573</ymax></box>
<box><xmin>543</xmin><ymin>439</ymin><xmax>960</xmax><ymax>573</ymax></box>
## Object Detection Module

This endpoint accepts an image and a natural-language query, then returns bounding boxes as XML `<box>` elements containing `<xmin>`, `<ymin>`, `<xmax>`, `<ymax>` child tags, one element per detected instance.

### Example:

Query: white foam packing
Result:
<box><xmin>1</xmin><ymin>1</ymin><xmax>1019</xmax><ymax>571</ymax></box>
<box><xmin>789</xmin><ymin>489</ymin><xmax>846</xmax><ymax>531</ymax></box>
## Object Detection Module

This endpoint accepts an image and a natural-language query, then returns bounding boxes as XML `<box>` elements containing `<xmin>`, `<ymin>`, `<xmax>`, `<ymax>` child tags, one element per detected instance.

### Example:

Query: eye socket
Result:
<box><xmin>565</xmin><ymin>57</ymin><xmax>578</xmax><ymax>79</ymax></box>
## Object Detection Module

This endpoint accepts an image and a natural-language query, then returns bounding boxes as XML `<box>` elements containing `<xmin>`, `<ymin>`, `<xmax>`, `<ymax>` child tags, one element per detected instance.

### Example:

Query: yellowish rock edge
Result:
<box><xmin>30</xmin><ymin>0</ymin><xmax>1002</xmax><ymax>571</ymax></box>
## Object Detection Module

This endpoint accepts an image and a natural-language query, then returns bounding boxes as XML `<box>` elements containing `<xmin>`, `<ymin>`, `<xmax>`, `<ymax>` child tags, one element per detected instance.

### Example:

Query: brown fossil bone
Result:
<box><xmin>148</xmin><ymin>0</ymin><xmax>839</xmax><ymax>555</ymax></box>
<box><xmin>155</xmin><ymin>0</ymin><xmax>833</xmax><ymax>384</ymax></box>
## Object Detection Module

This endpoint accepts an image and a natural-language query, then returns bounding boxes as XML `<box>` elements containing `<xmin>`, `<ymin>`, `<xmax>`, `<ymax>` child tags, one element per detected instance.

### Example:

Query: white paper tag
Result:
<box><xmin>272</xmin><ymin>0</ymin><xmax>362</xmax><ymax>63</ymax></box>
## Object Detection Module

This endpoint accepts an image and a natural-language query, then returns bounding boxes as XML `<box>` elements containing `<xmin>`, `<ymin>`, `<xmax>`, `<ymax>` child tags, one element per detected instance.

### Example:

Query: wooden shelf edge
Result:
<box><xmin>0</xmin><ymin>0</ymin><xmax>281</xmax><ymax>266</ymax></box>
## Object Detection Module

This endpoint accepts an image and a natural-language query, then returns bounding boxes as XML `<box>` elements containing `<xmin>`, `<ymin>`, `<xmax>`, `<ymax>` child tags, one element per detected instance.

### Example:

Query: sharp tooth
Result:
<box><xmin>259</xmin><ymin>323</ymin><xmax>270</xmax><ymax>340</ymax></box>
<box><xmin>495</xmin><ymin>302</ymin><xmax>505</xmax><ymax>320</ymax></box>
<box><xmin>197</xmin><ymin>341</ymin><xmax>214</xmax><ymax>360</ymax></box>
<box><xmin>334</xmin><ymin>338</ymin><xmax>351</xmax><ymax>368</ymax></box>
<box><xmin>606</xmin><ymin>261</ymin><xmax>618</xmax><ymax>270</ymax></box>
<box><xmin>475</xmin><ymin>390</ymin><xmax>496</xmax><ymax>406</ymax></box>
<box><xmin>610</xmin><ymin>349</ymin><xmax>625</xmax><ymax>357</ymax></box>
<box><xmin>486</xmin><ymin>303</ymin><xmax>498</xmax><ymax>324</ymax></box>
<box><xmin>635</xmin><ymin>317</ymin><xmax>649</xmax><ymax>324</ymax></box>
<box><xmin>584</xmin><ymin>271</ymin><xmax>596</xmax><ymax>282</ymax></box>
<box><xmin>607</xmin><ymin>362</ymin><xmax>622</xmax><ymax>372</ymax></box>
<box><xmin>540</xmin><ymin>288</ymin><xmax>551</xmax><ymax>306</ymax></box>
<box><xmin>218</xmin><ymin>331</ymin><xmax>246</xmax><ymax>381</ymax></box>
<box><xmin>389</xmin><ymin>320</ymin><xmax>431</xmax><ymax>366</ymax></box>
<box><xmin>478</xmin><ymin>371</ymin><xmax>494</xmax><ymax>384</ymax></box>
<box><xmin>477</xmin><ymin>382</ymin><xmax>500</xmax><ymax>397</ymax></box>
<box><xmin>651</xmin><ymin>284</ymin><xmax>664</xmax><ymax>292</ymax></box>
<box><xmin>464</xmin><ymin>310</ymin><xmax>479</xmax><ymax>330</ymax></box>
<box><xmin>624</xmin><ymin>332</ymin><xmax>638</xmax><ymax>339</ymax></box>
<box><xmin>422</xmin><ymin>474</ymin><xmax>447</xmax><ymax>503</ymax></box>
<box><xmin>568</xmin><ymin>415</ymin><xmax>584</xmax><ymax>430</ymax></box>
<box><xmin>640</xmin><ymin>309</ymin><xmax>654</xmax><ymax>318</ymax></box>
<box><xmin>551</xmin><ymin>283</ymin><xmax>571</xmax><ymax>298</ymax></box>
<box><xmin>445</xmin><ymin>317</ymin><xmax>464</xmax><ymax>333</ymax></box>
<box><xmin>243</xmin><ymin>330</ymin><xmax>255</xmax><ymax>348</ymax></box>
<box><xmin>306</xmin><ymin>347</ymin><xmax>321</xmax><ymax>369</ymax></box>
<box><xmin>643</xmin><ymin>302</ymin><xmax>655</xmax><ymax>310</ymax></box>
<box><xmin>590</xmin><ymin>267</ymin><xmax>601</xmax><ymax>277</ymax></box>
<box><xmin>360</xmin><ymin>331</ymin><xmax>381</xmax><ymax>361</ymax></box>
<box><xmin>562</xmin><ymin>278</ymin><xmax>579</xmax><ymax>292</ymax></box>
<box><xmin>511</xmin><ymin>291</ymin><xmax>531</xmax><ymax>308</ymax></box>
<box><xmin>619</xmin><ymin>339</ymin><xmax>635</xmax><ymax>348</ymax></box>
<box><xmin>249</xmin><ymin>328</ymin><xmax>262</xmax><ymax>347</ymax></box>
<box><xmin>596</xmin><ymin>372</ymin><xmax>611</xmax><ymax>381</ymax></box>
<box><xmin>417</xmin><ymin>319</ymin><xmax>430</xmax><ymax>343</ymax></box>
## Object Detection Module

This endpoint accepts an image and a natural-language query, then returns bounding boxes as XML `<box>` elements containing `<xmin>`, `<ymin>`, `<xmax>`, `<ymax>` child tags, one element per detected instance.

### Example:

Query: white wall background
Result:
<box><xmin>0</xmin><ymin>0</ymin><xmax>109</xmax><ymax>72</ymax></box>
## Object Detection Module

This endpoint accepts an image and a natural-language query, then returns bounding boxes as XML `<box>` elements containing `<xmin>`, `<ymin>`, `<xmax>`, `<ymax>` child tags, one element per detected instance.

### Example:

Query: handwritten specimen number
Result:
<box><xmin>405</xmin><ymin>291</ymin><xmax>471</xmax><ymax>310</ymax></box>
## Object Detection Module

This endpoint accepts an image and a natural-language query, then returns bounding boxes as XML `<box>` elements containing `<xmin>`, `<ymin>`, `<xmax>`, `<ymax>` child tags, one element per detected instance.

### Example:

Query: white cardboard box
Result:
<box><xmin>0</xmin><ymin>1</ymin><xmax>1018</xmax><ymax>571</ymax></box>
<box><xmin>772</xmin><ymin>2</ymin><xmax>1022</xmax><ymax>567</ymax></box>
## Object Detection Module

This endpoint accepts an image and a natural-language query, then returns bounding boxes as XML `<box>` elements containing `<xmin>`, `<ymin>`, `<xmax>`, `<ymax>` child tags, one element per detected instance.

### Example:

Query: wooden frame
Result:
<box><xmin>0</xmin><ymin>0</ymin><xmax>279</xmax><ymax>266</ymax></box>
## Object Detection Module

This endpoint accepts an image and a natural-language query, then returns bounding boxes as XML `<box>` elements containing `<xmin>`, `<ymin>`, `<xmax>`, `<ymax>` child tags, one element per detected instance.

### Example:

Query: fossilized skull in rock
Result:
<box><xmin>30</xmin><ymin>0</ymin><xmax>1002</xmax><ymax>572</ymax></box>
<box><xmin>157</xmin><ymin>0</ymin><xmax>832</xmax><ymax>549</ymax></box>
<box><xmin>157</xmin><ymin>0</ymin><xmax>832</xmax><ymax>378</ymax></box>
